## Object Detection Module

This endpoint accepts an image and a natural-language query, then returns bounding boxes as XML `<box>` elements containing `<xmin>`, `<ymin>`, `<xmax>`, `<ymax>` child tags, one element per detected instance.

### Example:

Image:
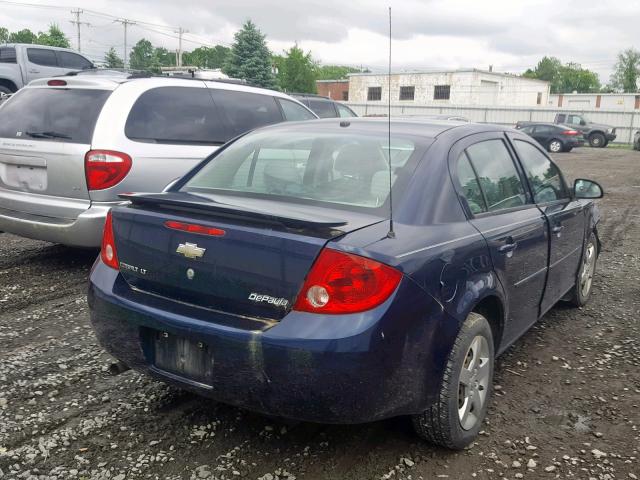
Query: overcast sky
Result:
<box><xmin>2</xmin><ymin>0</ymin><xmax>638</xmax><ymax>81</ymax></box>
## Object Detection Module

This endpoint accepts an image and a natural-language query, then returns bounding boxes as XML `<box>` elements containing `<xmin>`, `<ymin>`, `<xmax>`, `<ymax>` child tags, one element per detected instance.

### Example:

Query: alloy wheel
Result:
<box><xmin>549</xmin><ymin>140</ymin><xmax>562</xmax><ymax>153</ymax></box>
<box><xmin>457</xmin><ymin>335</ymin><xmax>490</xmax><ymax>431</ymax></box>
<box><xmin>580</xmin><ymin>242</ymin><xmax>596</xmax><ymax>298</ymax></box>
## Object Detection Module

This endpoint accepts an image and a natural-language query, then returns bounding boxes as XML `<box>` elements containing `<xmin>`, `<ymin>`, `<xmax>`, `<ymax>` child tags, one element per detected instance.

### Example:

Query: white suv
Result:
<box><xmin>0</xmin><ymin>72</ymin><xmax>316</xmax><ymax>247</ymax></box>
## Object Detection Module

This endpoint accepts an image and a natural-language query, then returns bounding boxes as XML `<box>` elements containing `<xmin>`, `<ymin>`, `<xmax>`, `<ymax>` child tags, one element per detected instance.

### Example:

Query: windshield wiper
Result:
<box><xmin>25</xmin><ymin>131</ymin><xmax>72</xmax><ymax>140</ymax></box>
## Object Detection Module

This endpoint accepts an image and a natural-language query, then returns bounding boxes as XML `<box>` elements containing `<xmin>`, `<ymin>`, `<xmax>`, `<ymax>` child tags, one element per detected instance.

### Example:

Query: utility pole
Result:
<box><xmin>70</xmin><ymin>9</ymin><xmax>89</xmax><ymax>53</ymax></box>
<box><xmin>176</xmin><ymin>27</ymin><xmax>188</xmax><ymax>67</ymax></box>
<box><xmin>117</xmin><ymin>19</ymin><xmax>135</xmax><ymax>70</ymax></box>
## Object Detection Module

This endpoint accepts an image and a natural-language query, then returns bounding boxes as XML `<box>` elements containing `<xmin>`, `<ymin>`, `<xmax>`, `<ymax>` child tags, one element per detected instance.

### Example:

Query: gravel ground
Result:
<box><xmin>0</xmin><ymin>147</ymin><xmax>638</xmax><ymax>480</ymax></box>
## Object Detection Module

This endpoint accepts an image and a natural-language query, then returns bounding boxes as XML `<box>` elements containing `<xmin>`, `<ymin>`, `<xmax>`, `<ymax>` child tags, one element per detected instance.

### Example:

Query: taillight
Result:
<box><xmin>47</xmin><ymin>79</ymin><xmax>67</xmax><ymax>86</ymax></box>
<box><xmin>101</xmin><ymin>210</ymin><xmax>119</xmax><ymax>270</ymax></box>
<box><xmin>293</xmin><ymin>249</ymin><xmax>402</xmax><ymax>314</ymax></box>
<box><xmin>164</xmin><ymin>220</ymin><xmax>225</xmax><ymax>237</ymax></box>
<box><xmin>563</xmin><ymin>130</ymin><xmax>579</xmax><ymax>136</ymax></box>
<box><xmin>85</xmin><ymin>150</ymin><xmax>132</xmax><ymax>191</ymax></box>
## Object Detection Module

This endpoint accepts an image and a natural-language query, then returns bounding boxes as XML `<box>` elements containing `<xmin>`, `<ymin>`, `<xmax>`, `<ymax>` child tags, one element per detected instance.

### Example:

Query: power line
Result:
<box><xmin>116</xmin><ymin>18</ymin><xmax>135</xmax><ymax>69</ymax></box>
<box><xmin>70</xmin><ymin>9</ymin><xmax>90</xmax><ymax>53</ymax></box>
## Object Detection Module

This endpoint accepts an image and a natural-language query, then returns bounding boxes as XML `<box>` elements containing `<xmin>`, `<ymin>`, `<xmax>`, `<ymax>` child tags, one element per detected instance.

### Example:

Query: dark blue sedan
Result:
<box><xmin>88</xmin><ymin>118</ymin><xmax>603</xmax><ymax>449</ymax></box>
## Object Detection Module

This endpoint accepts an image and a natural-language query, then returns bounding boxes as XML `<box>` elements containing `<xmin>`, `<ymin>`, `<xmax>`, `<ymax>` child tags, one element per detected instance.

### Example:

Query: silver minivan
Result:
<box><xmin>0</xmin><ymin>72</ymin><xmax>316</xmax><ymax>247</ymax></box>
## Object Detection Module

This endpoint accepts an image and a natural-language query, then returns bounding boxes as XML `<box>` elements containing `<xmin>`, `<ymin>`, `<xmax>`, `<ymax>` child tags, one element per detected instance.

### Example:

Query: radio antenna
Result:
<box><xmin>386</xmin><ymin>6</ymin><xmax>395</xmax><ymax>239</ymax></box>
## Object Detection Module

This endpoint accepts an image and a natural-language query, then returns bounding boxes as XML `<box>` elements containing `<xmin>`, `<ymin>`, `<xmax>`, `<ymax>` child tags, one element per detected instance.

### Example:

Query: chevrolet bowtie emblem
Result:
<box><xmin>176</xmin><ymin>242</ymin><xmax>206</xmax><ymax>259</ymax></box>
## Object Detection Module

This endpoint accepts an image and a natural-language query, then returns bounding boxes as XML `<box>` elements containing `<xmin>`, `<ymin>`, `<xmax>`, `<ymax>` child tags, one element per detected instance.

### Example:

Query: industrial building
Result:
<box><xmin>347</xmin><ymin>69</ymin><xmax>550</xmax><ymax>107</ymax></box>
<box><xmin>316</xmin><ymin>79</ymin><xmax>349</xmax><ymax>101</ymax></box>
<box><xmin>549</xmin><ymin>93</ymin><xmax>640</xmax><ymax>110</ymax></box>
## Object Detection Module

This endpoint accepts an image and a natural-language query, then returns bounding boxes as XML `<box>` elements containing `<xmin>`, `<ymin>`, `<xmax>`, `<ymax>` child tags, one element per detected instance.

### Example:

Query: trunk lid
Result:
<box><xmin>112</xmin><ymin>192</ymin><xmax>383</xmax><ymax>320</ymax></box>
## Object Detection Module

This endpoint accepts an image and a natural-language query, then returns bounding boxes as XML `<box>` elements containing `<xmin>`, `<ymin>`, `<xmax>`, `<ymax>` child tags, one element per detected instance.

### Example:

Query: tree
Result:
<box><xmin>523</xmin><ymin>56</ymin><xmax>600</xmax><ymax>93</ymax></box>
<box><xmin>183</xmin><ymin>45</ymin><xmax>230</xmax><ymax>69</ymax></box>
<box><xmin>0</xmin><ymin>27</ymin><xmax>8</xmax><ymax>43</ymax></box>
<box><xmin>609</xmin><ymin>48</ymin><xmax>640</xmax><ymax>93</ymax></box>
<box><xmin>36</xmin><ymin>24</ymin><xmax>70</xmax><ymax>48</ymax></box>
<box><xmin>315</xmin><ymin>65</ymin><xmax>360</xmax><ymax>80</ymax></box>
<box><xmin>558</xmin><ymin>63</ymin><xmax>601</xmax><ymax>93</ymax></box>
<box><xmin>223</xmin><ymin>20</ymin><xmax>276</xmax><ymax>88</ymax></box>
<box><xmin>129</xmin><ymin>39</ymin><xmax>156</xmax><ymax>72</ymax></box>
<box><xmin>104</xmin><ymin>47</ymin><xmax>124</xmax><ymax>69</ymax></box>
<box><xmin>154</xmin><ymin>47</ymin><xmax>175</xmax><ymax>68</ymax></box>
<box><xmin>278</xmin><ymin>44</ymin><xmax>316</xmax><ymax>93</ymax></box>
<box><xmin>8</xmin><ymin>28</ymin><xmax>37</xmax><ymax>44</ymax></box>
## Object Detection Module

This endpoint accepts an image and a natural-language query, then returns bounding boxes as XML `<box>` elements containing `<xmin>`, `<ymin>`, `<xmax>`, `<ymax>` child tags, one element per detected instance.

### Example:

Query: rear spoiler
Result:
<box><xmin>119</xmin><ymin>192</ymin><xmax>349</xmax><ymax>230</ymax></box>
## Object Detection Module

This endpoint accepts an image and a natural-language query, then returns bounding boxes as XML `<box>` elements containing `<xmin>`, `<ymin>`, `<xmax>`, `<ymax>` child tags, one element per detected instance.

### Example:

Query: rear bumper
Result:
<box><xmin>0</xmin><ymin>201</ymin><xmax>124</xmax><ymax>247</ymax></box>
<box><xmin>88</xmin><ymin>260</ymin><xmax>454</xmax><ymax>424</ymax></box>
<box><xmin>605</xmin><ymin>133</ymin><xmax>617</xmax><ymax>142</ymax></box>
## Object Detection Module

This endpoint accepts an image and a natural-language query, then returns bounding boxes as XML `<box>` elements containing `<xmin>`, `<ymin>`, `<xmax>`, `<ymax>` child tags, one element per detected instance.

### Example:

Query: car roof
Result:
<box><xmin>1</xmin><ymin>43</ymin><xmax>84</xmax><ymax>53</ymax></box>
<box><xmin>255</xmin><ymin>117</ymin><xmax>512</xmax><ymax>139</ymax></box>
<box><xmin>25</xmin><ymin>71</ymin><xmax>295</xmax><ymax>98</ymax></box>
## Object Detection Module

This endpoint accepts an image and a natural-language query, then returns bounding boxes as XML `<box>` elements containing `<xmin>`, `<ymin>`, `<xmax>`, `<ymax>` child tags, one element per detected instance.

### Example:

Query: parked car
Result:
<box><xmin>0</xmin><ymin>43</ymin><xmax>94</xmax><ymax>94</ymax></box>
<box><xmin>89</xmin><ymin>118</ymin><xmax>603</xmax><ymax>449</ymax></box>
<box><xmin>292</xmin><ymin>93</ymin><xmax>357</xmax><ymax>118</ymax></box>
<box><xmin>0</xmin><ymin>91</ymin><xmax>10</xmax><ymax>105</ymax></box>
<box><xmin>405</xmin><ymin>114</ymin><xmax>470</xmax><ymax>122</ymax></box>
<box><xmin>515</xmin><ymin>122</ymin><xmax>584</xmax><ymax>153</ymax></box>
<box><xmin>633</xmin><ymin>130</ymin><xmax>640</xmax><ymax>151</ymax></box>
<box><xmin>0</xmin><ymin>73</ymin><xmax>317</xmax><ymax>247</ymax></box>
<box><xmin>517</xmin><ymin>113</ymin><xmax>615</xmax><ymax>148</ymax></box>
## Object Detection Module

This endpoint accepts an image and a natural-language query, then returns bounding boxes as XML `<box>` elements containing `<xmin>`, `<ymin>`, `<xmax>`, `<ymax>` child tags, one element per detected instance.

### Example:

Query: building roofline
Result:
<box><xmin>347</xmin><ymin>68</ymin><xmax>550</xmax><ymax>84</ymax></box>
<box><xmin>316</xmin><ymin>79</ymin><xmax>349</xmax><ymax>83</ymax></box>
<box><xmin>550</xmin><ymin>92</ymin><xmax>639</xmax><ymax>96</ymax></box>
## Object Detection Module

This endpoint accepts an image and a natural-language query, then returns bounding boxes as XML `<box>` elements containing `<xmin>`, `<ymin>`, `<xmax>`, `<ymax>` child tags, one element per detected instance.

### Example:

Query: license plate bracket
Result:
<box><xmin>153</xmin><ymin>331</ymin><xmax>214</xmax><ymax>385</ymax></box>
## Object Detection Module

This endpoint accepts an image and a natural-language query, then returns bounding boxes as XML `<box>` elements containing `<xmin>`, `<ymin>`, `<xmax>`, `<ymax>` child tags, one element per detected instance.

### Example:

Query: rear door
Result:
<box><xmin>510</xmin><ymin>136</ymin><xmax>586</xmax><ymax>312</ymax></box>
<box><xmin>0</xmin><ymin>86</ymin><xmax>111</xmax><ymax>218</ymax></box>
<box><xmin>24</xmin><ymin>48</ymin><xmax>66</xmax><ymax>81</ymax></box>
<box><xmin>531</xmin><ymin>125</ymin><xmax>553</xmax><ymax>147</ymax></box>
<box><xmin>56</xmin><ymin>51</ymin><xmax>94</xmax><ymax>71</ymax></box>
<box><xmin>450</xmin><ymin>133</ymin><xmax>549</xmax><ymax>343</ymax></box>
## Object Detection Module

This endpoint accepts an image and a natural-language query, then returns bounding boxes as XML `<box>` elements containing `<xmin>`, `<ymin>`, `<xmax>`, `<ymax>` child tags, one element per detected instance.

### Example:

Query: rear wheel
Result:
<box><xmin>563</xmin><ymin>147</ymin><xmax>573</xmax><ymax>153</ymax></box>
<box><xmin>589</xmin><ymin>132</ymin><xmax>606</xmax><ymax>148</ymax></box>
<box><xmin>548</xmin><ymin>139</ymin><xmax>563</xmax><ymax>153</ymax></box>
<box><xmin>0</xmin><ymin>85</ymin><xmax>12</xmax><ymax>95</ymax></box>
<box><xmin>412</xmin><ymin>312</ymin><xmax>494</xmax><ymax>449</ymax></box>
<box><xmin>567</xmin><ymin>232</ymin><xmax>598</xmax><ymax>307</ymax></box>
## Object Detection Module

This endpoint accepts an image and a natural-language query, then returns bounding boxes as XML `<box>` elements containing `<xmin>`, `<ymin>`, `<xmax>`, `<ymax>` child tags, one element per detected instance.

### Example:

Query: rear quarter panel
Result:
<box><xmin>90</xmin><ymin>80</ymin><xmax>219</xmax><ymax>202</ymax></box>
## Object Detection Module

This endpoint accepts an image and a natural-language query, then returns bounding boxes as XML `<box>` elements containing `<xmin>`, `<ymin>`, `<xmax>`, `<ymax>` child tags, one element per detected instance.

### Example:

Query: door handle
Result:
<box><xmin>29</xmin><ymin>69</ymin><xmax>40</xmax><ymax>74</ymax></box>
<box><xmin>552</xmin><ymin>225</ymin><xmax>564</xmax><ymax>234</ymax></box>
<box><xmin>498</xmin><ymin>239</ymin><xmax>517</xmax><ymax>254</ymax></box>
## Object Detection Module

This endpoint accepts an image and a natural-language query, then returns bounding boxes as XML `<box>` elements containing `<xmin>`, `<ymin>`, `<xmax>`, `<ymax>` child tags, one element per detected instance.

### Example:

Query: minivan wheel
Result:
<box><xmin>0</xmin><ymin>85</ymin><xmax>12</xmax><ymax>95</ymax></box>
<box><xmin>589</xmin><ymin>133</ymin><xmax>606</xmax><ymax>148</ymax></box>
<box><xmin>567</xmin><ymin>232</ymin><xmax>598</xmax><ymax>307</ymax></box>
<box><xmin>412</xmin><ymin>312</ymin><xmax>494</xmax><ymax>450</ymax></box>
<box><xmin>548</xmin><ymin>139</ymin><xmax>563</xmax><ymax>153</ymax></box>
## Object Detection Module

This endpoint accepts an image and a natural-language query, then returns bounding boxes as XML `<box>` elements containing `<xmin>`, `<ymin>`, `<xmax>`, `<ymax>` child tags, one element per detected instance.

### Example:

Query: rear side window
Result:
<box><xmin>533</xmin><ymin>125</ymin><xmax>553</xmax><ymax>135</ymax></box>
<box><xmin>336</xmin><ymin>103</ymin><xmax>357</xmax><ymax>118</ymax></box>
<box><xmin>464</xmin><ymin>139</ymin><xmax>527</xmax><ymax>212</ymax></box>
<box><xmin>27</xmin><ymin>48</ymin><xmax>58</xmax><ymax>67</ymax></box>
<box><xmin>210</xmin><ymin>89</ymin><xmax>283</xmax><ymax>137</ymax></box>
<box><xmin>0</xmin><ymin>47</ymin><xmax>17</xmax><ymax>64</ymax></box>
<box><xmin>56</xmin><ymin>51</ymin><xmax>93</xmax><ymax>70</ymax></box>
<box><xmin>0</xmin><ymin>88</ymin><xmax>110</xmax><ymax>143</ymax></box>
<box><xmin>278</xmin><ymin>98</ymin><xmax>316</xmax><ymax>121</ymax></box>
<box><xmin>308</xmin><ymin>99</ymin><xmax>336</xmax><ymax>118</ymax></box>
<box><xmin>126</xmin><ymin>87</ymin><xmax>227</xmax><ymax>145</ymax></box>
<box><xmin>514</xmin><ymin>140</ymin><xmax>568</xmax><ymax>203</ymax></box>
<box><xmin>456</xmin><ymin>153</ymin><xmax>487</xmax><ymax>214</ymax></box>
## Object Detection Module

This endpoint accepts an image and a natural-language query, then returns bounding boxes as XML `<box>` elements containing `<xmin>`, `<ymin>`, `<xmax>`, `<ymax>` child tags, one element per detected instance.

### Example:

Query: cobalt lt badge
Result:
<box><xmin>186</xmin><ymin>268</ymin><xmax>195</xmax><ymax>280</ymax></box>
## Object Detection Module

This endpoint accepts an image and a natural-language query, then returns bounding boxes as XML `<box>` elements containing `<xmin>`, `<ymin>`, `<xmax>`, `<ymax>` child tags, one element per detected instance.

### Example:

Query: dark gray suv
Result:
<box><xmin>292</xmin><ymin>93</ymin><xmax>357</xmax><ymax>118</ymax></box>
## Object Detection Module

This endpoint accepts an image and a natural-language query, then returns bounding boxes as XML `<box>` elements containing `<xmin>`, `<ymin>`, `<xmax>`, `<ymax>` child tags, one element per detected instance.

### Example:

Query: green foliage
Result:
<box><xmin>277</xmin><ymin>44</ymin><xmax>316</xmax><ymax>93</ymax></box>
<box><xmin>183</xmin><ymin>46</ymin><xmax>230</xmax><ymax>69</ymax></box>
<box><xmin>154</xmin><ymin>46</ymin><xmax>176</xmax><ymax>69</ymax></box>
<box><xmin>129</xmin><ymin>39</ymin><xmax>156</xmax><ymax>71</ymax></box>
<box><xmin>315</xmin><ymin>64</ymin><xmax>360</xmax><ymax>80</ymax></box>
<box><xmin>524</xmin><ymin>56</ymin><xmax>600</xmax><ymax>93</ymax></box>
<box><xmin>104</xmin><ymin>47</ymin><xmax>124</xmax><ymax>69</ymax></box>
<box><xmin>36</xmin><ymin>24</ymin><xmax>70</xmax><ymax>48</ymax></box>
<box><xmin>0</xmin><ymin>27</ymin><xmax>9</xmax><ymax>43</ymax></box>
<box><xmin>609</xmin><ymin>48</ymin><xmax>640</xmax><ymax>93</ymax></box>
<box><xmin>8</xmin><ymin>28</ymin><xmax>37</xmax><ymax>44</ymax></box>
<box><xmin>223</xmin><ymin>20</ymin><xmax>276</xmax><ymax>89</ymax></box>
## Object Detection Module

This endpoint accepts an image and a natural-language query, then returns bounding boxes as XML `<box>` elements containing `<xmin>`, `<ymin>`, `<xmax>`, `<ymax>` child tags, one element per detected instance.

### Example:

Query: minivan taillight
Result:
<box><xmin>562</xmin><ymin>130</ymin><xmax>579</xmax><ymax>136</ymax></box>
<box><xmin>85</xmin><ymin>150</ymin><xmax>132</xmax><ymax>191</ymax></box>
<box><xmin>101</xmin><ymin>210</ymin><xmax>119</xmax><ymax>270</ymax></box>
<box><xmin>293</xmin><ymin>249</ymin><xmax>402</xmax><ymax>314</ymax></box>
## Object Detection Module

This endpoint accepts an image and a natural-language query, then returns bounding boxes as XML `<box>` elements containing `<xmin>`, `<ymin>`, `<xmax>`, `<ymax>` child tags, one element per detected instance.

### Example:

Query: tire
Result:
<box><xmin>0</xmin><ymin>85</ymin><xmax>12</xmax><ymax>95</ymax></box>
<box><xmin>567</xmin><ymin>232</ymin><xmax>598</xmax><ymax>307</ymax></box>
<box><xmin>548</xmin><ymin>139</ymin><xmax>563</xmax><ymax>153</ymax></box>
<box><xmin>563</xmin><ymin>147</ymin><xmax>573</xmax><ymax>153</ymax></box>
<box><xmin>589</xmin><ymin>132</ymin><xmax>606</xmax><ymax>148</ymax></box>
<box><xmin>412</xmin><ymin>312</ymin><xmax>495</xmax><ymax>450</ymax></box>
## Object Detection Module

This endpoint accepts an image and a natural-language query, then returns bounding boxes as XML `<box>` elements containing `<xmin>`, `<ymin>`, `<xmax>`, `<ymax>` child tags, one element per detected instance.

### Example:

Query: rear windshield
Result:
<box><xmin>0</xmin><ymin>88</ymin><xmax>110</xmax><ymax>144</ymax></box>
<box><xmin>182</xmin><ymin>130</ymin><xmax>420</xmax><ymax>210</ymax></box>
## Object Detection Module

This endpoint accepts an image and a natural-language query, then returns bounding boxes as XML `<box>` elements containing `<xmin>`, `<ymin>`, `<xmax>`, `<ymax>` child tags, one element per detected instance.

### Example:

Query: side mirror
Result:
<box><xmin>580</xmin><ymin>120</ymin><xmax>586</xmax><ymax>126</ymax></box>
<box><xmin>574</xmin><ymin>179</ymin><xmax>603</xmax><ymax>199</ymax></box>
